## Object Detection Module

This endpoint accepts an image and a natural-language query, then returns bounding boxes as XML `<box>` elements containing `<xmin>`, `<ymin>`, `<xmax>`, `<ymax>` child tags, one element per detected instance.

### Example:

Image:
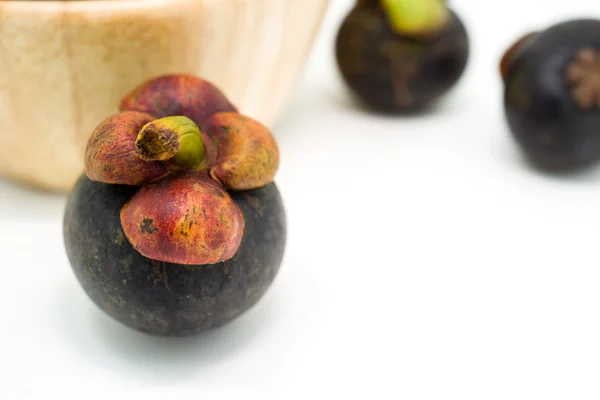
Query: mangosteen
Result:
<box><xmin>335</xmin><ymin>0</ymin><xmax>470</xmax><ymax>113</ymax></box>
<box><xmin>501</xmin><ymin>19</ymin><xmax>600</xmax><ymax>171</ymax></box>
<box><xmin>63</xmin><ymin>74</ymin><xmax>286</xmax><ymax>337</ymax></box>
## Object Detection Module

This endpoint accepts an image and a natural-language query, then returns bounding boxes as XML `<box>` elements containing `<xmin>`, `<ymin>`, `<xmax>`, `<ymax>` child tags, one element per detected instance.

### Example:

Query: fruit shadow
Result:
<box><xmin>0</xmin><ymin>177</ymin><xmax>66</xmax><ymax>219</ymax></box>
<box><xmin>57</xmin><ymin>281</ymin><xmax>278</xmax><ymax>383</ymax></box>
<box><xmin>325</xmin><ymin>86</ymin><xmax>467</xmax><ymax>120</ymax></box>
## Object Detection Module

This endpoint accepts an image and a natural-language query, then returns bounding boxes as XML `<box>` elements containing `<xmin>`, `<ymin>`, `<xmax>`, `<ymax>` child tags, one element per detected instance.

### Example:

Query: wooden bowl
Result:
<box><xmin>0</xmin><ymin>0</ymin><xmax>329</xmax><ymax>191</ymax></box>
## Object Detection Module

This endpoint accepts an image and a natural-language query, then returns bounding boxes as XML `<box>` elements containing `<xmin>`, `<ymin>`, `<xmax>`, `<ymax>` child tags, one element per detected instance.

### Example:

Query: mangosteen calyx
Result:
<box><xmin>83</xmin><ymin>74</ymin><xmax>281</xmax><ymax>265</ymax></box>
<box><xmin>566</xmin><ymin>48</ymin><xmax>600</xmax><ymax>110</ymax></box>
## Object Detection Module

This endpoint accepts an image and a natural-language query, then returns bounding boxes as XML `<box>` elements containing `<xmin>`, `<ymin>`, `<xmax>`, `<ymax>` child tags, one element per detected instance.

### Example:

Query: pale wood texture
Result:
<box><xmin>0</xmin><ymin>0</ymin><xmax>329</xmax><ymax>191</ymax></box>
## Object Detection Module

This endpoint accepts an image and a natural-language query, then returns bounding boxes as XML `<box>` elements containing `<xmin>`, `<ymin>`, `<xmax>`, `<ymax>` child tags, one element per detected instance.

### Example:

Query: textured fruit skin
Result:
<box><xmin>202</xmin><ymin>112</ymin><xmax>280</xmax><ymax>191</ymax></box>
<box><xmin>84</xmin><ymin>111</ymin><xmax>168</xmax><ymax>186</ymax></box>
<box><xmin>63</xmin><ymin>174</ymin><xmax>286</xmax><ymax>337</ymax></box>
<box><xmin>120</xmin><ymin>74</ymin><xmax>237</xmax><ymax>127</ymax></box>
<box><xmin>335</xmin><ymin>5</ymin><xmax>469</xmax><ymax>112</ymax></box>
<box><xmin>503</xmin><ymin>19</ymin><xmax>600</xmax><ymax>170</ymax></box>
<box><xmin>119</xmin><ymin>173</ymin><xmax>245</xmax><ymax>266</ymax></box>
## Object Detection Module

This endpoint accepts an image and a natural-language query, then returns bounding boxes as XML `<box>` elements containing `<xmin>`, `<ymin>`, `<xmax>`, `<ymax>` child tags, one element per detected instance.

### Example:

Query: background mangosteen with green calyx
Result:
<box><xmin>63</xmin><ymin>74</ymin><xmax>286</xmax><ymax>337</ymax></box>
<box><xmin>501</xmin><ymin>19</ymin><xmax>600</xmax><ymax>171</ymax></box>
<box><xmin>335</xmin><ymin>0</ymin><xmax>470</xmax><ymax>113</ymax></box>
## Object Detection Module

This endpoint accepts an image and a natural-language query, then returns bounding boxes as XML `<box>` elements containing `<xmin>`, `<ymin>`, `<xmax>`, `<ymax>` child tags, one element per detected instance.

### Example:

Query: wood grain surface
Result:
<box><xmin>0</xmin><ymin>0</ymin><xmax>329</xmax><ymax>191</ymax></box>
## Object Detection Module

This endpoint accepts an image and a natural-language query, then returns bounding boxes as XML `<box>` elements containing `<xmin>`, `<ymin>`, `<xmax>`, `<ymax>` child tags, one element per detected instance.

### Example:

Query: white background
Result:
<box><xmin>3</xmin><ymin>0</ymin><xmax>600</xmax><ymax>398</ymax></box>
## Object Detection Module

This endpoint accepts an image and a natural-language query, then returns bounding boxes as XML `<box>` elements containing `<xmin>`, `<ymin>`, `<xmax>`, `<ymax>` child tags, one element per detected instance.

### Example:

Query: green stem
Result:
<box><xmin>381</xmin><ymin>0</ymin><xmax>449</xmax><ymax>37</ymax></box>
<box><xmin>135</xmin><ymin>116</ymin><xmax>205</xmax><ymax>168</ymax></box>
